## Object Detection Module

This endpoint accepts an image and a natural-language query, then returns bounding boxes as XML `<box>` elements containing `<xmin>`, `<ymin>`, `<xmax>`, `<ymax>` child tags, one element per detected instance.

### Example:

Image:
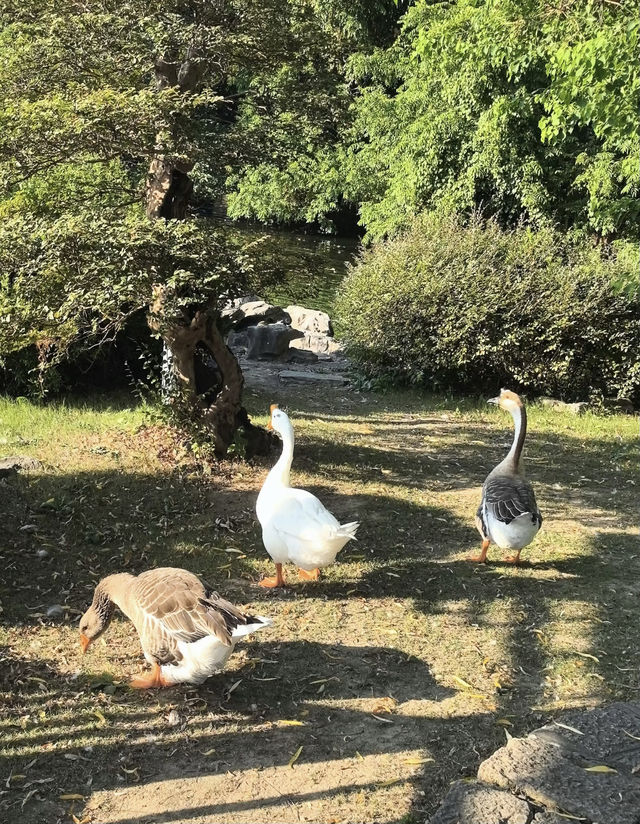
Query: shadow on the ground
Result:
<box><xmin>1</xmin><ymin>392</ymin><xmax>637</xmax><ymax>823</ymax></box>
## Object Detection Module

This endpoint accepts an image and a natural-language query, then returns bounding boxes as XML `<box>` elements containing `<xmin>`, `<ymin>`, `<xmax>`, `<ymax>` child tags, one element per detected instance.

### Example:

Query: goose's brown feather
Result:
<box><xmin>130</xmin><ymin>568</ymin><xmax>258</xmax><ymax>665</ymax></box>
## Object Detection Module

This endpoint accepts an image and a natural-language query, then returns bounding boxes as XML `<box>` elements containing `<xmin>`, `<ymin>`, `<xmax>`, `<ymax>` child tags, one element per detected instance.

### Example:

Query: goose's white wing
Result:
<box><xmin>265</xmin><ymin>488</ymin><xmax>357</xmax><ymax>569</ymax></box>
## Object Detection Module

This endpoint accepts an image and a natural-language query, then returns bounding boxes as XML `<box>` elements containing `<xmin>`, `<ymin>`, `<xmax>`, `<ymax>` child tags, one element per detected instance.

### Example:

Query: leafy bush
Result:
<box><xmin>336</xmin><ymin>214</ymin><xmax>640</xmax><ymax>403</ymax></box>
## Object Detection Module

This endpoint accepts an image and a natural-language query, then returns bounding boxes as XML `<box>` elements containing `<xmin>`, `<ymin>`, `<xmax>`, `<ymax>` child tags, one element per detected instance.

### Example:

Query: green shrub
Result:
<box><xmin>335</xmin><ymin>214</ymin><xmax>640</xmax><ymax>404</ymax></box>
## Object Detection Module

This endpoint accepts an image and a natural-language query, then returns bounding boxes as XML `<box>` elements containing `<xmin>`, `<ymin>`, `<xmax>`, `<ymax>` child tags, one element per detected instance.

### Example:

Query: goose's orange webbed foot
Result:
<box><xmin>504</xmin><ymin>551</ymin><xmax>522</xmax><ymax>565</ymax></box>
<box><xmin>298</xmin><ymin>568</ymin><xmax>320</xmax><ymax>581</ymax></box>
<box><xmin>129</xmin><ymin>663</ymin><xmax>170</xmax><ymax>689</ymax></box>
<box><xmin>468</xmin><ymin>539</ymin><xmax>490</xmax><ymax>563</ymax></box>
<box><xmin>259</xmin><ymin>563</ymin><xmax>285</xmax><ymax>588</ymax></box>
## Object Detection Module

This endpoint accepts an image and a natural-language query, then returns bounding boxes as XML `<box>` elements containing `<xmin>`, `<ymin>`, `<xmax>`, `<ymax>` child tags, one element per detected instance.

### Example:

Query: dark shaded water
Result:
<box><xmin>206</xmin><ymin>213</ymin><xmax>360</xmax><ymax>316</ymax></box>
<box><xmin>264</xmin><ymin>233</ymin><xmax>359</xmax><ymax>315</ymax></box>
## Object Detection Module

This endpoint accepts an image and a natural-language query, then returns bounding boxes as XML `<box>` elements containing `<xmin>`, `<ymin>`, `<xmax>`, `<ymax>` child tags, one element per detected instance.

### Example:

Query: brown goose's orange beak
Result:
<box><xmin>80</xmin><ymin>634</ymin><xmax>91</xmax><ymax>654</ymax></box>
<box><xmin>267</xmin><ymin>403</ymin><xmax>278</xmax><ymax>430</ymax></box>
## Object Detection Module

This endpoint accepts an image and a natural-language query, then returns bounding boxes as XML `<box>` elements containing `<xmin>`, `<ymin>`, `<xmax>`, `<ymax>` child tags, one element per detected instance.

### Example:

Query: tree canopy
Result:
<box><xmin>229</xmin><ymin>0</ymin><xmax>639</xmax><ymax>240</ymax></box>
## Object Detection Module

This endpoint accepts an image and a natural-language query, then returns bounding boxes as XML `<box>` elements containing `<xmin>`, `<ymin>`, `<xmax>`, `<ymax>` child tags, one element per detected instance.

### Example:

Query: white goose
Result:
<box><xmin>469</xmin><ymin>389</ymin><xmax>542</xmax><ymax>564</ymax></box>
<box><xmin>256</xmin><ymin>405</ymin><xmax>359</xmax><ymax>587</ymax></box>
<box><xmin>79</xmin><ymin>568</ymin><xmax>272</xmax><ymax>687</ymax></box>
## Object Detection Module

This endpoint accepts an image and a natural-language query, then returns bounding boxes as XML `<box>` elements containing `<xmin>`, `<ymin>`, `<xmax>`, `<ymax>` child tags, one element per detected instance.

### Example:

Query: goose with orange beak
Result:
<box><xmin>256</xmin><ymin>405</ymin><xmax>359</xmax><ymax>587</ymax></box>
<box><xmin>79</xmin><ymin>568</ymin><xmax>271</xmax><ymax>687</ymax></box>
<box><xmin>469</xmin><ymin>389</ymin><xmax>542</xmax><ymax>564</ymax></box>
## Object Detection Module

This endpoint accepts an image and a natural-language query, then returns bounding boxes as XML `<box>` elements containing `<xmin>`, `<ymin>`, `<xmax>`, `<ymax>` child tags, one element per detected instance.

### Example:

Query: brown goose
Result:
<box><xmin>79</xmin><ymin>568</ymin><xmax>272</xmax><ymax>688</ymax></box>
<box><xmin>469</xmin><ymin>389</ymin><xmax>542</xmax><ymax>564</ymax></box>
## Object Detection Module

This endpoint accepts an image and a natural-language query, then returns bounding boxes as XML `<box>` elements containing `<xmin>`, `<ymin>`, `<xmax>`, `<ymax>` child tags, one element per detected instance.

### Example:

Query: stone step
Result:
<box><xmin>278</xmin><ymin>370</ymin><xmax>349</xmax><ymax>386</ymax></box>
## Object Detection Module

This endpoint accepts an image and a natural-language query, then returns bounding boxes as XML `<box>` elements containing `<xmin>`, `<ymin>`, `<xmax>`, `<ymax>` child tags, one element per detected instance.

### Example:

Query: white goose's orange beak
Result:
<box><xmin>80</xmin><ymin>633</ymin><xmax>91</xmax><ymax>654</ymax></box>
<box><xmin>267</xmin><ymin>403</ymin><xmax>278</xmax><ymax>430</ymax></box>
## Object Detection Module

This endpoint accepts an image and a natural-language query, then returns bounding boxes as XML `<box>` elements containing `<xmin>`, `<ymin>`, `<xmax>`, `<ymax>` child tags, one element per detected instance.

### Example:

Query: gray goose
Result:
<box><xmin>469</xmin><ymin>389</ymin><xmax>542</xmax><ymax>565</ymax></box>
<box><xmin>79</xmin><ymin>568</ymin><xmax>272</xmax><ymax>688</ymax></box>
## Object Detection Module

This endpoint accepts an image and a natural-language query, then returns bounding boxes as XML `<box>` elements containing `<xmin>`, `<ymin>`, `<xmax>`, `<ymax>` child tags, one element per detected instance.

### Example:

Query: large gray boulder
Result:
<box><xmin>290</xmin><ymin>330</ymin><xmax>343</xmax><ymax>356</ymax></box>
<box><xmin>222</xmin><ymin>299</ymin><xmax>290</xmax><ymax>330</ymax></box>
<box><xmin>284</xmin><ymin>304</ymin><xmax>333</xmax><ymax>336</ymax></box>
<box><xmin>429</xmin><ymin>702</ymin><xmax>640</xmax><ymax>824</ymax></box>
<box><xmin>429</xmin><ymin>781</ymin><xmax>530</xmax><ymax>824</ymax></box>
<box><xmin>246</xmin><ymin>324</ymin><xmax>303</xmax><ymax>360</ymax></box>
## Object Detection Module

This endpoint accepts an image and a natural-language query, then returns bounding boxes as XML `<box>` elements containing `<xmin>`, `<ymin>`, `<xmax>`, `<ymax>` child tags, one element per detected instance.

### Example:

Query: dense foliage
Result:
<box><xmin>230</xmin><ymin>0</ymin><xmax>639</xmax><ymax>240</ymax></box>
<box><xmin>336</xmin><ymin>215</ymin><xmax>640</xmax><ymax>402</ymax></box>
<box><xmin>0</xmin><ymin>0</ymin><xmax>387</xmax><ymax>401</ymax></box>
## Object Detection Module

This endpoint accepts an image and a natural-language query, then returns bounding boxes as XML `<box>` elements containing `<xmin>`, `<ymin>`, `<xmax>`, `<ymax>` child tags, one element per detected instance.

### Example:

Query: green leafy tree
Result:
<box><xmin>229</xmin><ymin>0</ymin><xmax>639</xmax><ymax>240</ymax></box>
<box><xmin>0</xmin><ymin>0</ymin><xmax>322</xmax><ymax>454</ymax></box>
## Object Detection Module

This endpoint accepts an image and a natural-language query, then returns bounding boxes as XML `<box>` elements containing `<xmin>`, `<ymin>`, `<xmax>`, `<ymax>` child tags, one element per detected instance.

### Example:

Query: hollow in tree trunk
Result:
<box><xmin>149</xmin><ymin>288</ymin><xmax>273</xmax><ymax>458</ymax></box>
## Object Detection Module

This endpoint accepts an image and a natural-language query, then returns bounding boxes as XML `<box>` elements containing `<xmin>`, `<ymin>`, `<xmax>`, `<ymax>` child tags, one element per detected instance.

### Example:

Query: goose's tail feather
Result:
<box><xmin>336</xmin><ymin>521</ymin><xmax>359</xmax><ymax>540</ymax></box>
<box><xmin>231</xmin><ymin>615</ymin><xmax>273</xmax><ymax>640</ymax></box>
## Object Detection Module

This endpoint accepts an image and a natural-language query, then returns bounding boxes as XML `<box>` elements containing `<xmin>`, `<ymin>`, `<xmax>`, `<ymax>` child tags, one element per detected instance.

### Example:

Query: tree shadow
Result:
<box><xmin>1</xmin><ymin>639</ymin><xmax>464</xmax><ymax>823</ymax></box>
<box><xmin>1</xmin><ymin>392</ymin><xmax>637</xmax><ymax>823</ymax></box>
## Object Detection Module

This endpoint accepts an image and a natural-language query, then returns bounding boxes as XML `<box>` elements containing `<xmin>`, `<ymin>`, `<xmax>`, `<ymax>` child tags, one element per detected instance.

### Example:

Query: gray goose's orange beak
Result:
<box><xmin>80</xmin><ymin>634</ymin><xmax>91</xmax><ymax>654</ymax></box>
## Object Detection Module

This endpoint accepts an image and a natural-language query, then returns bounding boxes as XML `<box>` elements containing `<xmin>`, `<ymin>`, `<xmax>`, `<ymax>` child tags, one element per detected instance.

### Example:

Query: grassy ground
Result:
<box><xmin>0</xmin><ymin>387</ymin><xmax>638</xmax><ymax>824</ymax></box>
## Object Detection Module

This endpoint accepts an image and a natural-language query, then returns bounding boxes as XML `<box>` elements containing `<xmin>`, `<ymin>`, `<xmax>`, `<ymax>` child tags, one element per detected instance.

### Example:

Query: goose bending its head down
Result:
<box><xmin>79</xmin><ymin>567</ymin><xmax>272</xmax><ymax>688</ymax></box>
<box><xmin>256</xmin><ymin>405</ymin><xmax>359</xmax><ymax>588</ymax></box>
<box><xmin>469</xmin><ymin>389</ymin><xmax>542</xmax><ymax>565</ymax></box>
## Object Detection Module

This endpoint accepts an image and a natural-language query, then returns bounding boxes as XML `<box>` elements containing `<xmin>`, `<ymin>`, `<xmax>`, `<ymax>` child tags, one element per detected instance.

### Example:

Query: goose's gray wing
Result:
<box><xmin>480</xmin><ymin>475</ymin><xmax>542</xmax><ymax>527</ymax></box>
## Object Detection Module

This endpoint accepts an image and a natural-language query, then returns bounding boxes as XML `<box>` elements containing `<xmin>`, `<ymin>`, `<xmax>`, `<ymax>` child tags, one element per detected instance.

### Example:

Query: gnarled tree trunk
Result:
<box><xmin>144</xmin><ymin>53</ymin><xmax>272</xmax><ymax>458</ymax></box>
<box><xmin>149</xmin><ymin>288</ymin><xmax>272</xmax><ymax>458</ymax></box>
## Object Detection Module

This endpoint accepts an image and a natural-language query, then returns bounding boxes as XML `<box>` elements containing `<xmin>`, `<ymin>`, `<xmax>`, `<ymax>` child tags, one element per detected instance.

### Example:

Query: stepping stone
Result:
<box><xmin>430</xmin><ymin>702</ymin><xmax>640</xmax><ymax>824</ymax></box>
<box><xmin>278</xmin><ymin>370</ymin><xmax>349</xmax><ymax>386</ymax></box>
<box><xmin>0</xmin><ymin>455</ymin><xmax>42</xmax><ymax>477</ymax></box>
<box><xmin>429</xmin><ymin>780</ymin><xmax>530</xmax><ymax>824</ymax></box>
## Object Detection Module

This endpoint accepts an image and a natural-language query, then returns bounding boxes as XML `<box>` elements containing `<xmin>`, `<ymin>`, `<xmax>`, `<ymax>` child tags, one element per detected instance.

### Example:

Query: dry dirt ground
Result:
<box><xmin>0</xmin><ymin>385</ymin><xmax>638</xmax><ymax>824</ymax></box>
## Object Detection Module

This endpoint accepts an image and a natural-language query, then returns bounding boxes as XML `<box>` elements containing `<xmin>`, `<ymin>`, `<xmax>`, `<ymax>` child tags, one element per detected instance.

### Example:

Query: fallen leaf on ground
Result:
<box><xmin>574</xmin><ymin>652</ymin><xmax>600</xmax><ymax>663</ymax></box>
<box><xmin>278</xmin><ymin>720</ymin><xmax>305</xmax><ymax>726</ymax></box>
<box><xmin>403</xmin><ymin>757</ymin><xmax>434</xmax><ymax>765</ymax></box>
<box><xmin>288</xmin><ymin>745</ymin><xmax>303</xmax><ymax>768</ymax></box>
<box><xmin>372</xmin><ymin>697</ymin><xmax>397</xmax><ymax>714</ymax></box>
<box><xmin>584</xmin><ymin>765</ymin><xmax>617</xmax><ymax>773</ymax></box>
<box><xmin>59</xmin><ymin>793</ymin><xmax>85</xmax><ymax>801</ymax></box>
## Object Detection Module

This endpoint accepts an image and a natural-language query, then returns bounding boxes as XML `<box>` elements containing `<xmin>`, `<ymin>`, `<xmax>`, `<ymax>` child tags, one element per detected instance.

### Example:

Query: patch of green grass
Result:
<box><xmin>0</xmin><ymin>388</ymin><xmax>638</xmax><ymax>824</ymax></box>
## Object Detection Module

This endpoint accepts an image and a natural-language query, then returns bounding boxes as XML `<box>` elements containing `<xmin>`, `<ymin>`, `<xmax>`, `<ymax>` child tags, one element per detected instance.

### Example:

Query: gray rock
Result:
<box><xmin>284</xmin><ymin>349</ymin><xmax>319</xmax><ymax>364</ymax></box>
<box><xmin>279</xmin><ymin>370</ymin><xmax>349</xmax><ymax>386</ymax></box>
<box><xmin>478</xmin><ymin>731</ymin><xmax>640</xmax><ymax>824</ymax></box>
<box><xmin>603</xmin><ymin>397</ymin><xmax>636</xmax><ymax>414</ymax></box>
<box><xmin>428</xmin><ymin>780</ymin><xmax>530</xmax><ymax>824</ymax></box>
<box><xmin>36</xmin><ymin>549</ymin><xmax>49</xmax><ymax>560</ymax></box>
<box><xmin>290</xmin><ymin>330</ymin><xmax>343</xmax><ymax>356</ymax></box>
<box><xmin>533</xmin><ymin>703</ymin><xmax>640</xmax><ymax>776</ymax></box>
<box><xmin>430</xmin><ymin>703</ymin><xmax>640</xmax><ymax>824</ymax></box>
<box><xmin>0</xmin><ymin>455</ymin><xmax>43</xmax><ymax>477</ymax></box>
<box><xmin>227</xmin><ymin>329</ymin><xmax>249</xmax><ymax>352</ymax></box>
<box><xmin>538</xmin><ymin>397</ymin><xmax>589</xmax><ymax>415</ymax></box>
<box><xmin>284</xmin><ymin>304</ymin><xmax>333</xmax><ymax>336</ymax></box>
<box><xmin>223</xmin><ymin>299</ymin><xmax>291</xmax><ymax>330</ymax></box>
<box><xmin>246</xmin><ymin>324</ymin><xmax>303</xmax><ymax>360</ymax></box>
<box><xmin>221</xmin><ymin>293</ymin><xmax>260</xmax><ymax>315</ymax></box>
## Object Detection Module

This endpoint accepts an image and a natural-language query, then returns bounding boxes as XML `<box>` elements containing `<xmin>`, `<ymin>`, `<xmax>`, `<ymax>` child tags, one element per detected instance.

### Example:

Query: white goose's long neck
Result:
<box><xmin>504</xmin><ymin>404</ymin><xmax>526</xmax><ymax>473</ymax></box>
<box><xmin>266</xmin><ymin>421</ymin><xmax>295</xmax><ymax>489</ymax></box>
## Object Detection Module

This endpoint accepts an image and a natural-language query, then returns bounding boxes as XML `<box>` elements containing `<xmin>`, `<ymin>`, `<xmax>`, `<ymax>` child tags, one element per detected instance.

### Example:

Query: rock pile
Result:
<box><xmin>224</xmin><ymin>296</ymin><xmax>344</xmax><ymax>363</ymax></box>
